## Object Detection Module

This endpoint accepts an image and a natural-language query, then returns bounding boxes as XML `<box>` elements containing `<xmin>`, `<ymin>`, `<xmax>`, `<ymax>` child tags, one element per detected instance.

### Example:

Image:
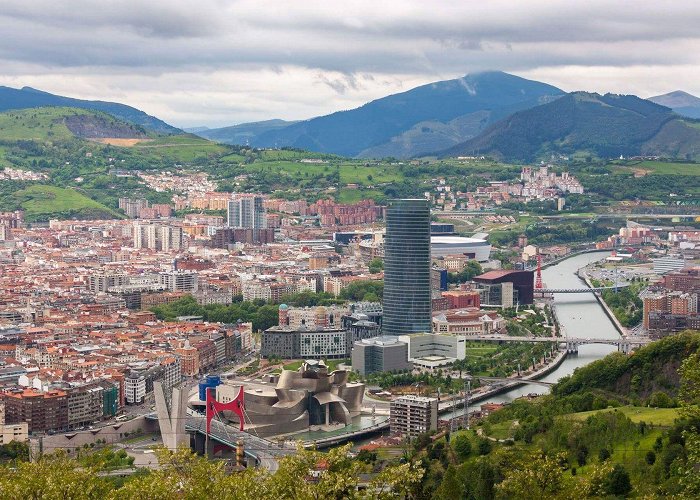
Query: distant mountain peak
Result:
<box><xmin>648</xmin><ymin>90</ymin><xmax>700</xmax><ymax>119</ymax></box>
<box><xmin>649</xmin><ymin>90</ymin><xmax>700</xmax><ymax>108</ymax></box>
<box><xmin>201</xmin><ymin>71</ymin><xmax>563</xmax><ymax>157</ymax></box>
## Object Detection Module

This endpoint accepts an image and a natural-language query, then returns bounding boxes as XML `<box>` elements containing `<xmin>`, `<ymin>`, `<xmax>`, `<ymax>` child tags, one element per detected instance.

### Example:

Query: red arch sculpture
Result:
<box><xmin>206</xmin><ymin>385</ymin><xmax>245</xmax><ymax>433</ymax></box>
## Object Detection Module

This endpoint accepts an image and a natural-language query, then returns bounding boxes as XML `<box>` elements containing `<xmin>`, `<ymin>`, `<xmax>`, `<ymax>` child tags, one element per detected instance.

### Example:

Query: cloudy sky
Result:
<box><xmin>1</xmin><ymin>0</ymin><xmax>699</xmax><ymax>128</ymax></box>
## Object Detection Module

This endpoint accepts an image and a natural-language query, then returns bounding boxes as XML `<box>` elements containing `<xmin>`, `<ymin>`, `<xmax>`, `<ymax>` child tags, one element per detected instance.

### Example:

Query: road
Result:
<box><xmin>185</xmin><ymin>413</ymin><xmax>294</xmax><ymax>472</ymax></box>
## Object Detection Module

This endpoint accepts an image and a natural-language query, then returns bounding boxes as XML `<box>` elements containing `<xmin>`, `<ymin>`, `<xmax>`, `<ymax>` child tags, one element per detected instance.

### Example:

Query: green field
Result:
<box><xmin>611</xmin><ymin>159</ymin><xmax>700</xmax><ymax>176</ymax></box>
<box><xmin>129</xmin><ymin>134</ymin><xmax>228</xmax><ymax>162</ymax></box>
<box><xmin>0</xmin><ymin>107</ymin><xmax>83</xmax><ymax>141</ymax></box>
<box><xmin>12</xmin><ymin>184</ymin><xmax>121</xmax><ymax>220</ymax></box>
<box><xmin>564</xmin><ymin>406</ymin><xmax>681</xmax><ymax>426</ymax></box>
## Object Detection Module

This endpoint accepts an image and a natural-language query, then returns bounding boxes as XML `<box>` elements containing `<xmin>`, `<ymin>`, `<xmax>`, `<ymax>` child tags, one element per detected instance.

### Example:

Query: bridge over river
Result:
<box><xmin>145</xmin><ymin>413</ymin><xmax>295</xmax><ymax>472</ymax></box>
<box><xmin>537</xmin><ymin>284</ymin><xmax>629</xmax><ymax>293</ymax></box>
<box><xmin>469</xmin><ymin>376</ymin><xmax>555</xmax><ymax>387</ymax></box>
<box><xmin>463</xmin><ymin>334</ymin><xmax>652</xmax><ymax>354</ymax></box>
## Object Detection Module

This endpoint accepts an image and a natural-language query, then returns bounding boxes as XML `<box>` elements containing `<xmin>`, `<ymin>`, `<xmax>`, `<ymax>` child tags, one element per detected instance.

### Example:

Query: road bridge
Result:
<box><xmin>471</xmin><ymin>376</ymin><xmax>555</xmax><ymax>387</ymax></box>
<box><xmin>462</xmin><ymin>334</ymin><xmax>652</xmax><ymax>354</ymax></box>
<box><xmin>536</xmin><ymin>284</ymin><xmax>630</xmax><ymax>293</ymax></box>
<box><xmin>145</xmin><ymin>413</ymin><xmax>294</xmax><ymax>472</ymax></box>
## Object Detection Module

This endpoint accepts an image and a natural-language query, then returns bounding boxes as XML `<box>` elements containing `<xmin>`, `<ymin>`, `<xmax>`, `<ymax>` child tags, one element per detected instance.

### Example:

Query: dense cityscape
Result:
<box><xmin>1</xmin><ymin>2</ymin><xmax>700</xmax><ymax>499</ymax></box>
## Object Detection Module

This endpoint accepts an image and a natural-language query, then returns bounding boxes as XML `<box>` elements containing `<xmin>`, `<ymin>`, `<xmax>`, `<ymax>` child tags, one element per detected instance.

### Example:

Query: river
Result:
<box><xmin>484</xmin><ymin>251</ymin><xmax>618</xmax><ymax>403</ymax></box>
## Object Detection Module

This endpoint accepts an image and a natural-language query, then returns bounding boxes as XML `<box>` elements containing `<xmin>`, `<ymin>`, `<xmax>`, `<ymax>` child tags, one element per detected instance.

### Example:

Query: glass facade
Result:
<box><xmin>383</xmin><ymin>199</ymin><xmax>432</xmax><ymax>335</ymax></box>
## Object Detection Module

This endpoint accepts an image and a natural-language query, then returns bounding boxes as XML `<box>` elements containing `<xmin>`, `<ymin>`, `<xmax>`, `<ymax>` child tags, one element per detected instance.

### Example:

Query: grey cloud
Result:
<box><xmin>0</xmin><ymin>0</ymin><xmax>697</xmax><ymax>125</ymax></box>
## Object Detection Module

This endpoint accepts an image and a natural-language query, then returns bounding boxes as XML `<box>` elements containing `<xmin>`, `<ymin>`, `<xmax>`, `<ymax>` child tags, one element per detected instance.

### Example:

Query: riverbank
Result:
<box><xmin>441</xmin><ymin>348</ymin><xmax>568</xmax><ymax>415</ymax></box>
<box><xmin>577</xmin><ymin>267</ymin><xmax>629</xmax><ymax>336</ymax></box>
<box><xmin>531</xmin><ymin>247</ymin><xmax>604</xmax><ymax>272</ymax></box>
<box><xmin>470</xmin><ymin>348</ymin><xmax>568</xmax><ymax>404</ymax></box>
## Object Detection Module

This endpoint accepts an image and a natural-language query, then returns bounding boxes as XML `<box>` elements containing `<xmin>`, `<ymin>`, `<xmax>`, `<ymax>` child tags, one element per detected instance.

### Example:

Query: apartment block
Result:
<box><xmin>390</xmin><ymin>395</ymin><xmax>438</xmax><ymax>438</ymax></box>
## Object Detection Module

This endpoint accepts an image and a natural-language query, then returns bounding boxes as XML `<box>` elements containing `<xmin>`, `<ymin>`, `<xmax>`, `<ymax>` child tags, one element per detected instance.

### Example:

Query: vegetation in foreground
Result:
<box><xmin>0</xmin><ymin>444</ymin><xmax>422</xmax><ymax>500</ymax></box>
<box><xmin>411</xmin><ymin>331</ymin><xmax>700</xmax><ymax>499</ymax></box>
<box><xmin>2</xmin><ymin>332</ymin><xmax>700</xmax><ymax>498</ymax></box>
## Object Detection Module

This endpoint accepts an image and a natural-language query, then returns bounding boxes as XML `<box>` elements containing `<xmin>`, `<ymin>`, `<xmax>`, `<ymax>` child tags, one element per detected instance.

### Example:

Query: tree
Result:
<box><xmin>496</xmin><ymin>452</ymin><xmax>566</xmax><ymax>500</ymax></box>
<box><xmin>645</xmin><ymin>450</ymin><xmax>656</xmax><ymax>465</ymax></box>
<box><xmin>369</xmin><ymin>461</ymin><xmax>424</xmax><ymax>500</ymax></box>
<box><xmin>604</xmin><ymin>464</ymin><xmax>632</xmax><ymax>497</ymax></box>
<box><xmin>0</xmin><ymin>441</ymin><xmax>29</xmax><ymax>463</ymax></box>
<box><xmin>452</xmin><ymin>434</ymin><xmax>472</xmax><ymax>461</ymax></box>
<box><xmin>598</xmin><ymin>448</ymin><xmax>611</xmax><ymax>462</ymax></box>
<box><xmin>477</xmin><ymin>438</ymin><xmax>492</xmax><ymax>456</ymax></box>
<box><xmin>368</xmin><ymin>257</ymin><xmax>383</xmax><ymax>274</ymax></box>
<box><xmin>0</xmin><ymin>451</ymin><xmax>111</xmax><ymax>500</ymax></box>
<box><xmin>339</xmin><ymin>280</ymin><xmax>384</xmax><ymax>301</ymax></box>
<box><xmin>576</xmin><ymin>445</ymin><xmax>589</xmax><ymax>466</ymax></box>
<box><xmin>676</xmin><ymin>351</ymin><xmax>700</xmax><ymax>496</ymax></box>
<box><xmin>447</xmin><ymin>260</ymin><xmax>483</xmax><ymax>284</ymax></box>
<box><xmin>434</xmin><ymin>464</ymin><xmax>462</xmax><ymax>500</ymax></box>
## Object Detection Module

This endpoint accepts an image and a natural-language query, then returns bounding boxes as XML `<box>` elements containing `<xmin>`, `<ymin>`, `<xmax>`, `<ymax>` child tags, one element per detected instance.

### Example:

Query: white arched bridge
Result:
<box><xmin>536</xmin><ymin>284</ymin><xmax>630</xmax><ymax>294</ymax></box>
<box><xmin>470</xmin><ymin>376</ymin><xmax>555</xmax><ymax>387</ymax></box>
<box><xmin>462</xmin><ymin>334</ymin><xmax>652</xmax><ymax>354</ymax></box>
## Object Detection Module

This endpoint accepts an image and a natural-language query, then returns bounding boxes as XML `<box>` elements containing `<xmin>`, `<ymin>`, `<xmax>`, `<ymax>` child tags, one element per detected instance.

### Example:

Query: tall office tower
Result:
<box><xmin>383</xmin><ymin>199</ymin><xmax>432</xmax><ymax>335</ymax></box>
<box><xmin>227</xmin><ymin>194</ymin><xmax>267</xmax><ymax>229</ymax></box>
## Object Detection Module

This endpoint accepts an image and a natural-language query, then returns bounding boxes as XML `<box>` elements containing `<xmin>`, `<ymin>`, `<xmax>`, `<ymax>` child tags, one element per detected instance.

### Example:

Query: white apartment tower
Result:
<box><xmin>133</xmin><ymin>222</ymin><xmax>183</xmax><ymax>251</ymax></box>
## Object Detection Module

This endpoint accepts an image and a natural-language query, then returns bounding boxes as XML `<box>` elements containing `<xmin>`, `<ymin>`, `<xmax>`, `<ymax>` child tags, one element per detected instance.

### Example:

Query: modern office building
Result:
<box><xmin>398</xmin><ymin>333</ymin><xmax>467</xmax><ymax>368</ymax></box>
<box><xmin>390</xmin><ymin>395</ymin><xmax>438</xmax><ymax>438</ymax></box>
<box><xmin>383</xmin><ymin>199</ymin><xmax>432</xmax><ymax>336</ymax></box>
<box><xmin>430</xmin><ymin>235</ymin><xmax>491</xmax><ymax>262</ymax></box>
<box><xmin>227</xmin><ymin>194</ymin><xmax>267</xmax><ymax>229</ymax></box>
<box><xmin>351</xmin><ymin>336</ymin><xmax>411</xmax><ymax>376</ymax></box>
<box><xmin>473</xmin><ymin>270</ymin><xmax>535</xmax><ymax>306</ymax></box>
<box><xmin>261</xmin><ymin>326</ymin><xmax>349</xmax><ymax>359</ymax></box>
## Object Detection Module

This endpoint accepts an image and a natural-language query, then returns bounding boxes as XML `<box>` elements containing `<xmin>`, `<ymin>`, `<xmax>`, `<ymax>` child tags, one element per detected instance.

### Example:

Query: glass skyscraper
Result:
<box><xmin>383</xmin><ymin>198</ymin><xmax>432</xmax><ymax>335</ymax></box>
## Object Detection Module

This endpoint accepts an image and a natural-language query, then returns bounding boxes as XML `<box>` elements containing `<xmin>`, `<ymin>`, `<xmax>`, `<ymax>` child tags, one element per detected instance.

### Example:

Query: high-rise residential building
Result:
<box><xmin>383</xmin><ymin>199</ymin><xmax>432</xmax><ymax>335</ymax></box>
<box><xmin>227</xmin><ymin>194</ymin><xmax>267</xmax><ymax>229</ymax></box>
<box><xmin>133</xmin><ymin>222</ymin><xmax>183</xmax><ymax>251</ymax></box>
<box><xmin>119</xmin><ymin>197</ymin><xmax>149</xmax><ymax>218</ymax></box>
<box><xmin>390</xmin><ymin>395</ymin><xmax>438</xmax><ymax>437</ymax></box>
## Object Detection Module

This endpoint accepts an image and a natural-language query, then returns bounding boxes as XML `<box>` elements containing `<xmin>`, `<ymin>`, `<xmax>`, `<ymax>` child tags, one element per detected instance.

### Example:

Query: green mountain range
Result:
<box><xmin>199</xmin><ymin>71</ymin><xmax>563</xmax><ymax>158</ymax></box>
<box><xmin>439</xmin><ymin>92</ymin><xmax>700</xmax><ymax>162</ymax></box>
<box><xmin>0</xmin><ymin>85</ymin><xmax>180</xmax><ymax>134</ymax></box>
<box><xmin>0</xmin><ymin>107</ymin><xmax>225</xmax><ymax>221</ymax></box>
